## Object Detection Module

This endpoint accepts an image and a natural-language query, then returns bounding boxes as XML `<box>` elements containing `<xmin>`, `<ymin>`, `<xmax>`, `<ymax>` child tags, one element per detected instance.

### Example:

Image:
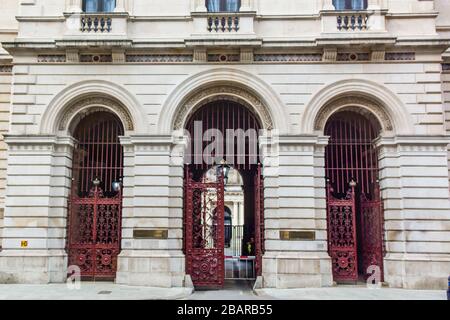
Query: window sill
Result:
<box><xmin>191</xmin><ymin>11</ymin><xmax>256</xmax><ymax>17</ymax></box>
<box><xmin>320</xmin><ymin>9</ymin><xmax>388</xmax><ymax>16</ymax></box>
<box><xmin>63</xmin><ymin>12</ymin><xmax>129</xmax><ymax>17</ymax></box>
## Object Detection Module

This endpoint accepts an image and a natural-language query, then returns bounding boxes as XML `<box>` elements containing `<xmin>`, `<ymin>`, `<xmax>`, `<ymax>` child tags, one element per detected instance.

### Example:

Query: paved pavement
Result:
<box><xmin>0</xmin><ymin>281</ymin><xmax>446</xmax><ymax>300</ymax></box>
<box><xmin>186</xmin><ymin>280</ymin><xmax>269</xmax><ymax>300</ymax></box>
<box><xmin>256</xmin><ymin>286</ymin><xmax>447</xmax><ymax>300</ymax></box>
<box><xmin>0</xmin><ymin>282</ymin><xmax>193</xmax><ymax>300</ymax></box>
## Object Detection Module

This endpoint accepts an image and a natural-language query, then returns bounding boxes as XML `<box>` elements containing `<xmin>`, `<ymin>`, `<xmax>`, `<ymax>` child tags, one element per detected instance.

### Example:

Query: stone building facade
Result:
<box><xmin>0</xmin><ymin>0</ymin><xmax>449</xmax><ymax>290</ymax></box>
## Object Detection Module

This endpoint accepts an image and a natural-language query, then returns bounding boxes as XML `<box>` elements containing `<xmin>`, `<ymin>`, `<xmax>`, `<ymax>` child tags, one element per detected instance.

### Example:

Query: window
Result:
<box><xmin>206</xmin><ymin>0</ymin><xmax>241</xmax><ymax>12</ymax></box>
<box><xmin>83</xmin><ymin>0</ymin><xmax>116</xmax><ymax>13</ymax></box>
<box><xmin>333</xmin><ymin>0</ymin><xmax>368</xmax><ymax>10</ymax></box>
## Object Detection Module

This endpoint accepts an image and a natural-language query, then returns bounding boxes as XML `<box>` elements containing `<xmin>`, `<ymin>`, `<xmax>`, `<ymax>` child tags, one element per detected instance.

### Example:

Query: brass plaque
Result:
<box><xmin>280</xmin><ymin>231</ymin><xmax>315</xmax><ymax>241</ymax></box>
<box><xmin>133</xmin><ymin>229</ymin><xmax>168</xmax><ymax>239</ymax></box>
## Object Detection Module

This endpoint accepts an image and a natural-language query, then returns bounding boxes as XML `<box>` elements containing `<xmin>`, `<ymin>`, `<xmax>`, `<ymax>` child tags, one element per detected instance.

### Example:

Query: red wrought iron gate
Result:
<box><xmin>254</xmin><ymin>164</ymin><xmax>264</xmax><ymax>277</ymax></box>
<box><xmin>183</xmin><ymin>100</ymin><xmax>265</xmax><ymax>287</ymax></box>
<box><xmin>184</xmin><ymin>169</ymin><xmax>225</xmax><ymax>288</ymax></box>
<box><xmin>67</xmin><ymin>112</ymin><xmax>124</xmax><ymax>280</ymax></box>
<box><xmin>325</xmin><ymin>111</ymin><xmax>384</xmax><ymax>283</ymax></box>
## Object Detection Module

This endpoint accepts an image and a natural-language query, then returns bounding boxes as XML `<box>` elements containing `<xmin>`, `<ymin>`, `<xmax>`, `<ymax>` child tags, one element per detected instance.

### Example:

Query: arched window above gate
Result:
<box><xmin>325</xmin><ymin>111</ymin><xmax>380</xmax><ymax>197</ymax></box>
<box><xmin>72</xmin><ymin>111</ymin><xmax>124</xmax><ymax>197</ymax></box>
<box><xmin>185</xmin><ymin>100</ymin><xmax>262</xmax><ymax>172</ymax></box>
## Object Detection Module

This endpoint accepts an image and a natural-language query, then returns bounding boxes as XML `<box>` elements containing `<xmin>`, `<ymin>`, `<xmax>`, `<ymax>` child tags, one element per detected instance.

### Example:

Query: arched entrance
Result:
<box><xmin>325</xmin><ymin>110</ymin><xmax>385</xmax><ymax>283</ymax></box>
<box><xmin>183</xmin><ymin>100</ymin><xmax>264</xmax><ymax>289</ymax></box>
<box><xmin>66</xmin><ymin>111</ymin><xmax>124</xmax><ymax>280</ymax></box>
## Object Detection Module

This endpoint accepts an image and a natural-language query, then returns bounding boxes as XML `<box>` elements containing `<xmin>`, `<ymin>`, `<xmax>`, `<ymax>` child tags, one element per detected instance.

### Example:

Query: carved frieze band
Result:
<box><xmin>0</xmin><ymin>65</ymin><xmax>13</xmax><ymax>72</ymax></box>
<box><xmin>315</xmin><ymin>96</ymin><xmax>393</xmax><ymax>131</ymax></box>
<box><xmin>173</xmin><ymin>86</ymin><xmax>274</xmax><ymax>130</ymax></box>
<box><xmin>59</xmin><ymin>96</ymin><xmax>134</xmax><ymax>131</ymax></box>
<box><xmin>38</xmin><ymin>55</ymin><xmax>67</xmax><ymax>63</ymax></box>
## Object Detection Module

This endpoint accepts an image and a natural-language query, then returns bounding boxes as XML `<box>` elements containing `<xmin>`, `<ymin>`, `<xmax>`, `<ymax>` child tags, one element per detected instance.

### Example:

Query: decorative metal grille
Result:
<box><xmin>185</xmin><ymin>169</ymin><xmax>225</xmax><ymax>288</ymax></box>
<box><xmin>185</xmin><ymin>100</ymin><xmax>261</xmax><ymax>171</ymax></box>
<box><xmin>254</xmin><ymin>54</ymin><xmax>323</xmax><ymax>62</ymax></box>
<box><xmin>37</xmin><ymin>55</ymin><xmax>67</xmax><ymax>63</ymax></box>
<box><xmin>125</xmin><ymin>55</ymin><xmax>193</xmax><ymax>63</ymax></box>
<box><xmin>385</xmin><ymin>52</ymin><xmax>416</xmax><ymax>61</ymax></box>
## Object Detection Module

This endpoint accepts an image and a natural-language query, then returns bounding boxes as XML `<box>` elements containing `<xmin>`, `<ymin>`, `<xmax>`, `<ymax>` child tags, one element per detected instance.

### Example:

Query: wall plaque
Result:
<box><xmin>280</xmin><ymin>231</ymin><xmax>315</xmax><ymax>241</ymax></box>
<box><xmin>133</xmin><ymin>229</ymin><xmax>168</xmax><ymax>239</ymax></box>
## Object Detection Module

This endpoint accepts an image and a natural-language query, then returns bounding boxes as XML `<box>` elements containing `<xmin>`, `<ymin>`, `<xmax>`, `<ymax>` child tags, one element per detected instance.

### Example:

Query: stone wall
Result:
<box><xmin>442</xmin><ymin>64</ymin><xmax>450</xmax><ymax>184</ymax></box>
<box><xmin>0</xmin><ymin>57</ymin><xmax>448</xmax><ymax>288</ymax></box>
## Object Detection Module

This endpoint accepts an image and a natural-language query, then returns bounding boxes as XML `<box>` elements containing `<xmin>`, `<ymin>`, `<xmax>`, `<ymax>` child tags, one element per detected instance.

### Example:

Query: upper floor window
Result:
<box><xmin>333</xmin><ymin>0</ymin><xmax>368</xmax><ymax>10</ymax></box>
<box><xmin>83</xmin><ymin>0</ymin><xmax>116</xmax><ymax>13</ymax></box>
<box><xmin>206</xmin><ymin>0</ymin><xmax>241</xmax><ymax>12</ymax></box>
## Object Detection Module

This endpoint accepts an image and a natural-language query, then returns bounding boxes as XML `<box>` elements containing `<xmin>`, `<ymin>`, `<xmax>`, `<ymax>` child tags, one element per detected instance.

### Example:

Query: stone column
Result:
<box><xmin>368</xmin><ymin>0</ymin><xmax>381</xmax><ymax>10</ymax></box>
<box><xmin>233</xmin><ymin>202</ymin><xmax>238</xmax><ymax>225</ymax></box>
<box><xmin>322</xmin><ymin>0</ymin><xmax>335</xmax><ymax>10</ymax></box>
<box><xmin>260</xmin><ymin>133</ymin><xmax>333</xmax><ymax>289</ymax></box>
<box><xmin>239</xmin><ymin>201</ymin><xmax>244</xmax><ymax>225</ymax></box>
<box><xmin>376</xmin><ymin>135</ymin><xmax>450</xmax><ymax>290</ymax></box>
<box><xmin>116</xmin><ymin>135</ymin><xmax>184</xmax><ymax>288</ymax></box>
<box><xmin>240</xmin><ymin>0</ymin><xmax>252</xmax><ymax>11</ymax></box>
<box><xmin>0</xmin><ymin>135</ymin><xmax>75</xmax><ymax>284</ymax></box>
<box><xmin>67</xmin><ymin>0</ymin><xmax>82</xmax><ymax>12</ymax></box>
<box><xmin>195</xmin><ymin>0</ymin><xmax>207</xmax><ymax>12</ymax></box>
<box><xmin>114</xmin><ymin>0</ymin><xmax>126</xmax><ymax>12</ymax></box>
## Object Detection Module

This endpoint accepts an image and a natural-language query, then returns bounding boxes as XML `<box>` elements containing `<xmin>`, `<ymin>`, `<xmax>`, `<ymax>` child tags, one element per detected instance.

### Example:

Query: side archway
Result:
<box><xmin>40</xmin><ymin>80</ymin><xmax>148</xmax><ymax>135</ymax></box>
<box><xmin>302</xmin><ymin>79</ymin><xmax>414</xmax><ymax>135</ymax></box>
<box><xmin>158</xmin><ymin>68</ymin><xmax>288</xmax><ymax>134</ymax></box>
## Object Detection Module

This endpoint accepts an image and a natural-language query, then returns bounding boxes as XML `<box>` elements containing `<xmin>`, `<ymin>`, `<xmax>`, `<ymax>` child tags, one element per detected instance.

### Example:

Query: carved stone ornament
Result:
<box><xmin>315</xmin><ymin>96</ymin><xmax>393</xmax><ymax>132</ymax></box>
<box><xmin>59</xmin><ymin>96</ymin><xmax>134</xmax><ymax>131</ymax></box>
<box><xmin>173</xmin><ymin>85</ymin><xmax>274</xmax><ymax>130</ymax></box>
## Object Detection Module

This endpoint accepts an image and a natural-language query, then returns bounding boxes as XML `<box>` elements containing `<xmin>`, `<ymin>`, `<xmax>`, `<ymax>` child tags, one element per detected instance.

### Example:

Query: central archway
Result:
<box><xmin>183</xmin><ymin>99</ymin><xmax>265</xmax><ymax>289</ymax></box>
<box><xmin>66</xmin><ymin>111</ymin><xmax>124</xmax><ymax>280</ymax></box>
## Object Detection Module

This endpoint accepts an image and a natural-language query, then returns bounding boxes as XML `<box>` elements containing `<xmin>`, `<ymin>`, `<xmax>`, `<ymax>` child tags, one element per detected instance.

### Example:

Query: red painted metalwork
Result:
<box><xmin>325</xmin><ymin>111</ymin><xmax>384</xmax><ymax>282</ymax></box>
<box><xmin>360</xmin><ymin>183</ymin><xmax>385</xmax><ymax>282</ymax></box>
<box><xmin>185</xmin><ymin>100</ymin><xmax>261</xmax><ymax>171</ymax></box>
<box><xmin>326</xmin><ymin>183</ymin><xmax>358</xmax><ymax>282</ymax></box>
<box><xmin>184</xmin><ymin>100</ymin><xmax>265</xmax><ymax>286</ymax></box>
<box><xmin>67</xmin><ymin>112</ymin><xmax>124</xmax><ymax>280</ymax></box>
<box><xmin>254</xmin><ymin>163</ymin><xmax>264</xmax><ymax>276</ymax></box>
<box><xmin>185</xmin><ymin>167</ymin><xmax>225</xmax><ymax>288</ymax></box>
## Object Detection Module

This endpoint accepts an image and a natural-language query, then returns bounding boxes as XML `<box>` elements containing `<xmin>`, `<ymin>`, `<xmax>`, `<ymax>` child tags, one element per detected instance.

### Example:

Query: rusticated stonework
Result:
<box><xmin>173</xmin><ymin>86</ymin><xmax>274</xmax><ymax>130</ymax></box>
<box><xmin>59</xmin><ymin>96</ymin><xmax>134</xmax><ymax>131</ymax></box>
<box><xmin>314</xmin><ymin>96</ymin><xmax>394</xmax><ymax>132</ymax></box>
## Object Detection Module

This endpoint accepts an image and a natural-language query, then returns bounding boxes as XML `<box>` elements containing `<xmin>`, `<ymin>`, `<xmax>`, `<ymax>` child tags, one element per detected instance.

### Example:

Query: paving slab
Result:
<box><xmin>0</xmin><ymin>282</ymin><xmax>193</xmax><ymax>300</ymax></box>
<box><xmin>256</xmin><ymin>286</ymin><xmax>447</xmax><ymax>300</ymax></box>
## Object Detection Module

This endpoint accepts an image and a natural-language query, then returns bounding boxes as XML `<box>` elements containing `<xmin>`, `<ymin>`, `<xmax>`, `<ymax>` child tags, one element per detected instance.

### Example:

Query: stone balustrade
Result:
<box><xmin>80</xmin><ymin>14</ymin><xmax>113</xmax><ymax>33</ymax></box>
<box><xmin>207</xmin><ymin>14</ymin><xmax>240</xmax><ymax>33</ymax></box>
<box><xmin>336</xmin><ymin>13</ymin><xmax>369</xmax><ymax>31</ymax></box>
